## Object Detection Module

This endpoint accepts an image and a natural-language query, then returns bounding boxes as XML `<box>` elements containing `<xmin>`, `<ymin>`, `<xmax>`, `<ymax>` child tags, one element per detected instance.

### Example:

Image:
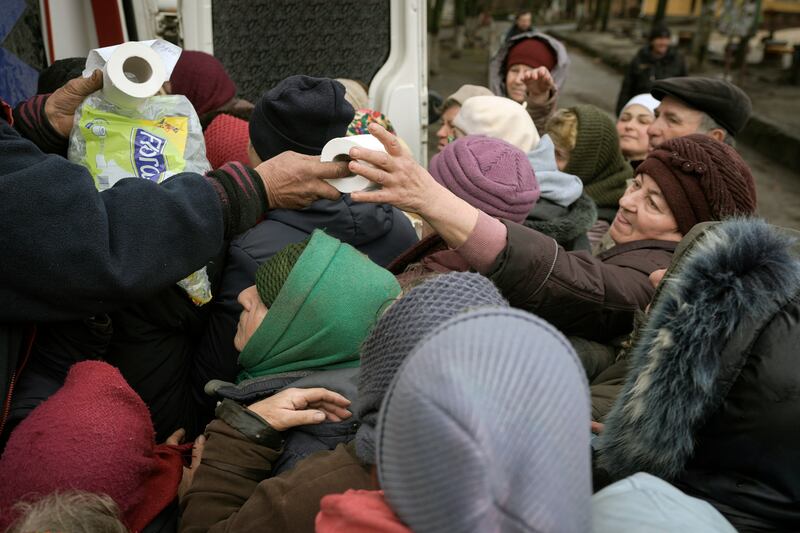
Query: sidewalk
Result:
<box><xmin>546</xmin><ymin>22</ymin><xmax>800</xmax><ymax>171</ymax></box>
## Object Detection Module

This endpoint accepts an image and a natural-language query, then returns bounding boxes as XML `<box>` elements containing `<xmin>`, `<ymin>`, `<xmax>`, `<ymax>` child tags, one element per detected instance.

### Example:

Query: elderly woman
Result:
<box><xmin>434</xmin><ymin>84</ymin><xmax>493</xmax><ymax>152</ymax></box>
<box><xmin>348</xmin><ymin>124</ymin><xmax>757</xmax><ymax>343</ymax></box>
<box><xmin>489</xmin><ymin>31</ymin><xmax>570</xmax><ymax>131</ymax></box>
<box><xmin>616</xmin><ymin>93</ymin><xmax>660</xmax><ymax>167</ymax></box>
<box><xmin>181</xmin><ymin>273</ymin><xmax>507</xmax><ymax>532</ymax></box>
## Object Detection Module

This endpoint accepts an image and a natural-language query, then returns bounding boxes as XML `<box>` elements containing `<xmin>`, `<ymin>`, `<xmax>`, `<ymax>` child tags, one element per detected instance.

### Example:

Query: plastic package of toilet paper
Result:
<box><xmin>68</xmin><ymin>94</ymin><xmax>209</xmax><ymax>190</ymax></box>
<box><xmin>320</xmin><ymin>134</ymin><xmax>387</xmax><ymax>193</ymax></box>
<box><xmin>68</xmin><ymin>40</ymin><xmax>213</xmax><ymax>305</ymax></box>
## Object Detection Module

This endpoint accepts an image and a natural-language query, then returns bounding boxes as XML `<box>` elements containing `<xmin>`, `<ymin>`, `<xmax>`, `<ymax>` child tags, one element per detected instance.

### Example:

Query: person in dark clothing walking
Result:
<box><xmin>504</xmin><ymin>10</ymin><xmax>533</xmax><ymax>42</ymax></box>
<box><xmin>615</xmin><ymin>24</ymin><xmax>687</xmax><ymax>115</ymax></box>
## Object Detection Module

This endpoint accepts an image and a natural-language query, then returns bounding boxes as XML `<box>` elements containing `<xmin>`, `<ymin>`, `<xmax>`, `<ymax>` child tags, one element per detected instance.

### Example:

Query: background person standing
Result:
<box><xmin>616</xmin><ymin>23</ymin><xmax>687</xmax><ymax>115</ymax></box>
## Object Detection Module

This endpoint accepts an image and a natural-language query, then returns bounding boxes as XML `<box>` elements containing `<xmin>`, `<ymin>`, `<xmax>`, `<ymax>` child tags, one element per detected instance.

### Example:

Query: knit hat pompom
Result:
<box><xmin>355</xmin><ymin>272</ymin><xmax>508</xmax><ymax>464</ymax></box>
<box><xmin>429</xmin><ymin>135</ymin><xmax>540</xmax><ymax>223</ymax></box>
<box><xmin>255</xmin><ymin>238</ymin><xmax>310</xmax><ymax>308</ymax></box>
<box><xmin>506</xmin><ymin>37</ymin><xmax>557</xmax><ymax>71</ymax></box>
<box><xmin>638</xmin><ymin>134</ymin><xmax>757</xmax><ymax>235</ymax></box>
<box><xmin>170</xmin><ymin>51</ymin><xmax>237</xmax><ymax>116</ymax></box>
<box><xmin>453</xmin><ymin>95</ymin><xmax>540</xmax><ymax>152</ymax></box>
<box><xmin>249</xmin><ymin>75</ymin><xmax>355</xmax><ymax>161</ymax></box>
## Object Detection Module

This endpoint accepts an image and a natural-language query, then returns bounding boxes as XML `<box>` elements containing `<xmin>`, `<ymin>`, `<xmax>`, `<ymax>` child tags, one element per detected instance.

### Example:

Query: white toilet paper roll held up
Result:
<box><xmin>102</xmin><ymin>42</ymin><xmax>167</xmax><ymax>108</ymax></box>
<box><xmin>320</xmin><ymin>134</ymin><xmax>387</xmax><ymax>193</ymax></box>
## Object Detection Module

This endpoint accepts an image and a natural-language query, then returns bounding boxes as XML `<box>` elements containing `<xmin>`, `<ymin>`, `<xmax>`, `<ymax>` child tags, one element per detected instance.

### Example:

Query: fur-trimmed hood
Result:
<box><xmin>598</xmin><ymin>218</ymin><xmax>800</xmax><ymax>483</ymax></box>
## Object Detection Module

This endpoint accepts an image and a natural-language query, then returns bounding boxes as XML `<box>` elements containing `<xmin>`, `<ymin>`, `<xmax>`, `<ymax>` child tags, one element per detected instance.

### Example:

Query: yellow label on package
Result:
<box><xmin>77</xmin><ymin>104</ymin><xmax>189</xmax><ymax>190</ymax></box>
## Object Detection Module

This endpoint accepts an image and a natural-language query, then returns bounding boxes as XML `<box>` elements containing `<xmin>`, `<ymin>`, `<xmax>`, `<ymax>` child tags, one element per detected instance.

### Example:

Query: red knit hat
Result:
<box><xmin>637</xmin><ymin>134</ymin><xmax>757</xmax><ymax>235</ymax></box>
<box><xmin>506</xmin><ymin>38</ymin><xmax>557</xmax><ymax>71</ymax></box>
<box><xmin>0</xmin><ymin>362</ymin><xmax>186</xmax><ymax>533</ymax></box>
<box><xmin>205</xmin><ymin>113</ymin><xmax>251</xmax><ymax>168</ymax></box>
<box><xmin>170</xmin><ymin>50</ymin><xmax>237</xmax><ymax>115</ymax></box>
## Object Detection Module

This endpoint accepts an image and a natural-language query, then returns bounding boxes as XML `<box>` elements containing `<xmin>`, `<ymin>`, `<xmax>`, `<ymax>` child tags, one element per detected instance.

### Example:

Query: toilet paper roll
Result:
<box><xmin>320</xmin><ymin>134</ymin><xmax>387</xmax><ymax>193</ymax></box>
<box><xmin>102</xmin><ymin>42</ymin><xmax>166</xmax><ymax>108</ymax></box>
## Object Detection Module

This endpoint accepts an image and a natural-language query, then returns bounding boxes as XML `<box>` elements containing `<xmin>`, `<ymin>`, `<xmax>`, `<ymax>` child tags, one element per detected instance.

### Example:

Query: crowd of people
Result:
<box><xmin>0</xmin><ymin>15</ymin><xmax>798</xmax><ymax>533</ymax></box>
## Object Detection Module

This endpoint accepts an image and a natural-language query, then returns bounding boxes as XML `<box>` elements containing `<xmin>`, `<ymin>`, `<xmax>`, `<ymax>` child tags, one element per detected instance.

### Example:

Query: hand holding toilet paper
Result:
<box><xmin>68</xmin><ymin>40</ymin><xmax>213</xmax><ymax>305</ymax></box>
<box><xmin>84</xmin><ymin>40</ymin><xmax>181</xmax><ymax>108</ymax></box>
<box><xmin>320</xmin><ymin>134</ymin><xmax>387</xmax><ymax>193</ymax></box>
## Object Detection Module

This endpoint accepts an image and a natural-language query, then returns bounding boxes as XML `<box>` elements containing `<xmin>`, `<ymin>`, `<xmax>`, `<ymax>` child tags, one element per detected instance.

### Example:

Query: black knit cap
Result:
<box><xmin>249</xmin><ymin>75</ymin><xmax>355</xmax><ymax>161</ymax></box>
<box><xmin>651</xmin><ymin>77</ymin><xmax>752</xmax><ymax>137</ymax></box>
<box><xmin>649</xmin><ymin>22</ymin><xmax>671</xmax><ymax>40</ymax></box>
<box><xmin>37</xmin><ymin>57</ymin><xmax>86</xmax><ymax>94</ymax></box>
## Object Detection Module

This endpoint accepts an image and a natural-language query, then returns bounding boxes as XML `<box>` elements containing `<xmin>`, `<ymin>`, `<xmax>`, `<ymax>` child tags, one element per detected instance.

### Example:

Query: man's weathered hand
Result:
<box><xmin>248</xmin><ymin>387</ymin><xmax>352</xmax><ymax>432</ymax></box>
<box><xmin>255</xmin><ymin>152</ymin><xmax>345</xmax><ymax>209</ymax></box>
<box><xmin>45</xmin><ymin>69</ymin><xmax>103</xmax><ymax>137</ymax></box>
<box><xmin>520</xmin><ymin>66</ymin><xmax>555</xmax><ymax>104</ymax></box>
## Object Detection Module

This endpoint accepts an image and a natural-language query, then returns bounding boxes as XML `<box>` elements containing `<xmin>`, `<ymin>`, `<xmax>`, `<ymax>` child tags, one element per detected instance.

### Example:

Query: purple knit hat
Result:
<box><xmin>430</xmin><ymin>135</ymin><xmax>539</xmax><ymax>223</ymax></box>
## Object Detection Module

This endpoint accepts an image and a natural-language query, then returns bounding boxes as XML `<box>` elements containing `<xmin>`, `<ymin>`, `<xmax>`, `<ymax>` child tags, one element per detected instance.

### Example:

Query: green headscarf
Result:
<box><xmin>237</xmin><ymin>230</ymin><xmax>401</xmax><ymax>381</ymax></box>
<box><xmin>565</xmin><ymin>104</ymin><xmax>632</xmax><ymax>209</ymax></box>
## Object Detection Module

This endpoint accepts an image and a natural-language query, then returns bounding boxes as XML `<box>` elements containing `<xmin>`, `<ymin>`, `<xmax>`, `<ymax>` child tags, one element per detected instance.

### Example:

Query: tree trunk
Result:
<box><xmin>653</xmin><ymin>0</ymin><xmax>668</xmax><ymax>26</ymax></box>
<box><xmin>600</xmin><ymin>0</ymin><xmax>612</xmax><ymax>31</ymax></box>
<box><xmin>428</xmin><ymin>0</ymin><xmax>446</xmax><ymax>75</ymax></box>
<box><xmin>691</xmin><ymin>0</ymin><xmax>716</xmax><ymax>69</ymax></box>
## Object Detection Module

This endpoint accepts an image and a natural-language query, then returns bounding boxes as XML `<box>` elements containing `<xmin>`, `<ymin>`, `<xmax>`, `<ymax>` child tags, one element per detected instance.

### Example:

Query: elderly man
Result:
<box><xmin>647</xmin><ymin>77</ymin><xmax>752</xmax><ymax>151</ymax></box>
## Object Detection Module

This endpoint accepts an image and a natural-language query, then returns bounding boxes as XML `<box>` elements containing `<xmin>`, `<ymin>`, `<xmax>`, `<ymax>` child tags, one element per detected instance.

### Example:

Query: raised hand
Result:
<box><xmin>520</xmin><ymin>66</ymin><xmax>555</xmax><ymax>104</ymax></box>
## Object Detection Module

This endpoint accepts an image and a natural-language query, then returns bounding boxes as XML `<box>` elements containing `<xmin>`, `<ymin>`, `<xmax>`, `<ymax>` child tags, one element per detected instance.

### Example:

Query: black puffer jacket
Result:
<box><xmin>615</xmin><ymin>45</ymin><xmax>687</xmax><ymax>114</ymax></box>
<box><xmin>596</xmin><ymin>219</ymin><xmax>800</xmax><ymax>531</ymax></box>
<box><xmin>192</xmin><ymin>197</ymin><xmax>417</xmax><ymax>422</ymax></box>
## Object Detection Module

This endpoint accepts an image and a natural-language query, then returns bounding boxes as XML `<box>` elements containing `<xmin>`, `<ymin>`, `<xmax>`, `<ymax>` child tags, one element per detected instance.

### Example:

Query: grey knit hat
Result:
<box><xmin>376</xmin><ymin>308</ymin><xmax>592</xmax><ymax>533</ymax></box>
<box><xmin>354</xmin><ymin>272</ymin><xmax>508</xmax><ymax>464</ymax></box>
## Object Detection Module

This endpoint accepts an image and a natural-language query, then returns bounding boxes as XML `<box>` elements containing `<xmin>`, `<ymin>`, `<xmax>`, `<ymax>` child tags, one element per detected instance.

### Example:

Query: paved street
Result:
<box><xmin>429</xmin><ymin>42</ymin><xmax>800</xmax><ymax>229</ymax></box>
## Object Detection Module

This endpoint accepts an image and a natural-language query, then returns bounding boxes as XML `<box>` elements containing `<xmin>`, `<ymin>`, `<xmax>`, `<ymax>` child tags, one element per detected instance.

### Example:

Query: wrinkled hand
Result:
<box><xmin>45</xmin><ymin>69</ymin><xmax>103</xmax><ymax>138</ymax></box>
<box><xmin>256</xmin><ymin>152</ymin><xmax>345</xmax><ymax>209</ymax></box>
<box><xmin>248</xmin><ymin>387</ymin><xmax>352</xmax><ymax>432</ymax></box>
<box><xmin>520</xmin><ymin>66</ymin><xmax>555</xmax><ymax>103</ymax></box>
<box><xmin>348</xmin><ymin>123</ymin><xmax>446</xmax><ymax>215</ymax></box>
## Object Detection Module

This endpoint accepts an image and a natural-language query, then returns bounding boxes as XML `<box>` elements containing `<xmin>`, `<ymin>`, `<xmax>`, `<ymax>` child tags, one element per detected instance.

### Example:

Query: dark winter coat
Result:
<box><xmin>7</xmin><ymin>315</ymin><xmax>112</xmax><ymax>442</ymax></box>
<box><xmin>487</xmin><ymin>220</ymin><xmax>676</xmax><ymax>342</ymax></box>
<box><xmin>103</xmin><ymin>281</ymin><xmax>222</xmax><ymax>442</ymax></box>
<box><xmin>616</xmin><ymin>45</ymin><xmax>687</xmax><ymax>114</ymax></box>
<box><xmin>0</xmin><ymin>115</ymin><xmax>224</xmax><ymax>442</ymax></box>
<box><xmin>523</xmin><ymin>194</ymin><xmax>597</xmax><ymax>251</ymax></box>
<box><xmin>192</xmin><ymin>198</ymin><xmax>417</xmax><ymax>420</ymax></box>
<box><xmin>597</xmin><ymin>219</ymin><xmax>800</xmax><ymax>531</ymax></box>
<box><xmin>207</xmin><ymin>367</ymin><xmax>361</xmax><ymax>476</ymax></box>
<box><xmin>180</xmin><ymin>427</ymin><xmax>374</xmax><ymax>533</ymax></box>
